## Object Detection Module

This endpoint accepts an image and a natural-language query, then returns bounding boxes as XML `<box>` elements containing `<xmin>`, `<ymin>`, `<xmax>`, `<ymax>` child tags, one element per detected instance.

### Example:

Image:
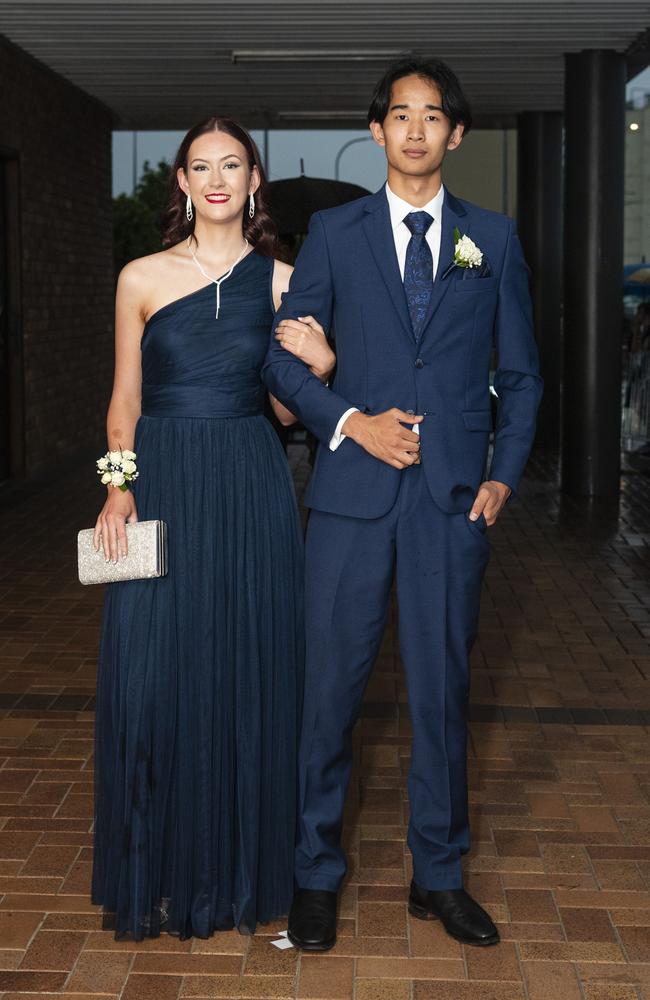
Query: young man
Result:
<box><xmin>263</xmin><ymin>55</ymin><xmax>542</xmax><ymax>951</ymax></box>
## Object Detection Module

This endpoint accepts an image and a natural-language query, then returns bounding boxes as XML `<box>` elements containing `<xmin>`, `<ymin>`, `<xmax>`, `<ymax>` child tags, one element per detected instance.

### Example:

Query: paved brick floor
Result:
<box><xmin>0</xmin><ymin>448</ymin><xmax>649</xmax><ymax>999</ymax></box>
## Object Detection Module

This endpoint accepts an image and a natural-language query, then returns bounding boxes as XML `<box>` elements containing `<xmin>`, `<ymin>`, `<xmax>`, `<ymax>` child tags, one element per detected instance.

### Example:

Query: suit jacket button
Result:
<box><xmin>415</xmin><ymin>358</ymin><xmax>424</xmax><ymax>368</ymax></box>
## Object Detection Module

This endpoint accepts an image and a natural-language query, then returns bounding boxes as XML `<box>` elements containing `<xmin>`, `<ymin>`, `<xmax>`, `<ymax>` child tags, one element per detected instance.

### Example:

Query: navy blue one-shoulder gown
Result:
<box><xmin>92</xmin><ymin>251</ymin><xmax>304</xmax><ymax>940</ymax></box>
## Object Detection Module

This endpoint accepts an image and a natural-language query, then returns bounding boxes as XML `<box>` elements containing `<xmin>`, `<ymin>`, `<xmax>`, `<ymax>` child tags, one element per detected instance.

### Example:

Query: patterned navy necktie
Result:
<box><xmin>403</xmin><ymin>211</ymin><xmax>434</xmax><ymax>342</ymax></box>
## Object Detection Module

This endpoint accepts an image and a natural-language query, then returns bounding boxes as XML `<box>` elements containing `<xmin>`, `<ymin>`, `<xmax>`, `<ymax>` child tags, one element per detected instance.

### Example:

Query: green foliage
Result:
<box><xmin>113</xmin><ymin>160</ymin><xmax>171</xmax><ymax>279</ymax></box>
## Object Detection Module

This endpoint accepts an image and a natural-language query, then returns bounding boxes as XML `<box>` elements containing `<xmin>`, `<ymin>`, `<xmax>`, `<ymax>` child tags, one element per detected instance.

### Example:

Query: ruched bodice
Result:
<box><xmin>140</xmin><ymin>250</ymin><xmax>273</xmax><ymax>418</ymax></box>
<box><xmin>93</xmin><ymin>248</ymin><xmax>303</xmax><ymax>940</ymax></box>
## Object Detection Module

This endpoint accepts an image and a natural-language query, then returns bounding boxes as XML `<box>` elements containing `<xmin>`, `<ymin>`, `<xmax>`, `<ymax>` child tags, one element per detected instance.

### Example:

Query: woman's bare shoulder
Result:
<box><xmin>118</xmin><ymin>246</ymin><xmax>185</xmax><ymax>289</ymax></box>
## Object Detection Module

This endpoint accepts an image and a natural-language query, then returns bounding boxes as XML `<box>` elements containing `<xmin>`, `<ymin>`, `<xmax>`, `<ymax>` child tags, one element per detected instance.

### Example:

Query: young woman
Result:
<box><xmin>91</xmin><ymin>117</ymin><xmax>334</xmax><ymax>940</ymax></box>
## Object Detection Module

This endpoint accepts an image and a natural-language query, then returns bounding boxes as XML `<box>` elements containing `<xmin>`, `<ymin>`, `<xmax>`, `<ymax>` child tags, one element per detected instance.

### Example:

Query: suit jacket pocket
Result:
<box><xmin>462</xmin><ymin>409</ymin><xmax>493</xmax><ymax>431</ymax></box>
<box><xmin>454</xmin><ymin>276</ymin><xmax>499</xmax><ymax>293</ymax></box>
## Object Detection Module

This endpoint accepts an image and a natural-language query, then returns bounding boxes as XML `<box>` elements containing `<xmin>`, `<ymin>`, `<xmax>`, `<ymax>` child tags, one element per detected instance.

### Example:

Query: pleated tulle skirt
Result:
<box><xmin>91</xmin><ymin>414</ymin><xmax>304</xmax><ymax>940</ymax></box>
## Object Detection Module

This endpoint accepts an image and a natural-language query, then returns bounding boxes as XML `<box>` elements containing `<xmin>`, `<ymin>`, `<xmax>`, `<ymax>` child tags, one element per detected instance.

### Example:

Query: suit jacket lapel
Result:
<box><xmin>361</xmin><ymin>187</ymin><xmax>413</xmax><ymax>341</ymax></box>
<box><xmin>419</xmin><ymin>190</ymin><xmax>468</xmax><ymax>343</ymax></box>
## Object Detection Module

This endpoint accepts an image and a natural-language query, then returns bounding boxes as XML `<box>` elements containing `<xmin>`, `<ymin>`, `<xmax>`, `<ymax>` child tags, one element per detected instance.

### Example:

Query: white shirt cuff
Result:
<box><xmin>329</xmin><ymin>407</ymin><xmax>359</xmax><ymax>451</ymax></box>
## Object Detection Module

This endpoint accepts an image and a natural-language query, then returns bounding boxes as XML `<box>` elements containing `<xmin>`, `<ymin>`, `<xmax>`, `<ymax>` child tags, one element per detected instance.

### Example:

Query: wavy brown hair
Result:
<box><xmin>162</xmin><ymin>117</ymin><xmax>277</xmax><ymax>255</ymax></box>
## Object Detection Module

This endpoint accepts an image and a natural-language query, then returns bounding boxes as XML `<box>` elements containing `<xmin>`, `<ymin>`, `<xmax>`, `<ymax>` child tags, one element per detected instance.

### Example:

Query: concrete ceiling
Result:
<box><xmin>0</xmin><ymin>0</ymin><xmax>648</xmax><ymax>129</ymax></box>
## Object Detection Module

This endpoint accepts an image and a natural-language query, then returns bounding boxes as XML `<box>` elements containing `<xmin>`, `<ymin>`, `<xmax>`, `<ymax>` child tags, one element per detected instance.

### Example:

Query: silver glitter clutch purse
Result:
<box><xmin>77</xmin><ymin>519</ymin><xmax>168</xmax><ymax>585</ymax></box>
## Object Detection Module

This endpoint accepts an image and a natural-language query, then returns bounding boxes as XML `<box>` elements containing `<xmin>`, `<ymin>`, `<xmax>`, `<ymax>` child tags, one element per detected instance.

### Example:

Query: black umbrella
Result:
<box><xmin>268</xmin><ymin>164</ymin><xmax>370</xmax><ymax>235</ymax></box>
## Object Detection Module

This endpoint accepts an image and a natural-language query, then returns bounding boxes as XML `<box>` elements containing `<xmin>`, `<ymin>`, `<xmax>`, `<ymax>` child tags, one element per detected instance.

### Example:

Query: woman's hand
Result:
<box><xmin>93</xmin><ymin>488</ymin><xmax>139</xmax><ymax>563</ymax></box>
<box><xmin>275</xmin><ymin>315</ymin><xmax>336</xmax><ymax>382</ymax></box>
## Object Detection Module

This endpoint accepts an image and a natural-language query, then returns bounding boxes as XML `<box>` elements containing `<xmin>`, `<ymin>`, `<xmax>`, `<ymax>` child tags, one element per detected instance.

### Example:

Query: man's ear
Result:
<box><xmin>369</xmin><ymin>121</ymin><xmax>386</xmax><ymax>147</ymax></box>
<box><xmin>447</xmin><ymin>123</ymin><xmax>465</xmax><ymax>151</ymax></box>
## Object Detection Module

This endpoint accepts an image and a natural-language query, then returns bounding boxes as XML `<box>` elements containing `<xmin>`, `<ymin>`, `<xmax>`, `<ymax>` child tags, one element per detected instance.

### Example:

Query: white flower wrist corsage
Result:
<box><xmin>96</xmin><ymin>448</ymin><xmax>139</xmax><ymax>492</ymax></box>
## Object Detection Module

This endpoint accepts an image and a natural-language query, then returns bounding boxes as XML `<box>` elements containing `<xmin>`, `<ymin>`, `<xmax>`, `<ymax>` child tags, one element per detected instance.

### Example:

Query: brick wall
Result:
<box><xmin>0</xmin><ymin>35</ymin><xmax>114</xmax><ymax>478</ymax></box>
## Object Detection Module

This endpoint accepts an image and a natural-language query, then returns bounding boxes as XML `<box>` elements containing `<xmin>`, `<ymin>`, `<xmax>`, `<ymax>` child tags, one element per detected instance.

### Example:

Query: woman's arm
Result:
<box><xmin>268</xmin><ymin>259</ymin><xmax>336</xmax><ymax>426</ymax></box>
<box><xmin>93</xmin><ymin>261</ymin><xmax>147</xmax><ymax>561</ymax></box>
<box><xmin>107</xmin><ymin>262</ymin><xmax>145</xmax><ymax>448</ymax></box>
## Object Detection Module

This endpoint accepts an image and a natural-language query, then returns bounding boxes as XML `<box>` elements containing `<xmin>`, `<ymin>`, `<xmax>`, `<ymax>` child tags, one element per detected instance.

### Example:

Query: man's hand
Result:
<box><xmin>342</xmin><ymin>409</ymin><xmax>423</xmax><ymax>469</ymax></box>
<box><xmin>469</xmin><ymin>480</ymin><xmax>511</xmax><ymax>527</ymax></box>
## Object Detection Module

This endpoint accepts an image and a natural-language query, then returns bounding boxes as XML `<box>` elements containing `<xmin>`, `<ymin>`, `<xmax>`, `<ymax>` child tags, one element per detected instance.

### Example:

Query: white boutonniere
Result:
<box><xmin>453</xmin><ymin>227</ymin><xmax>483</xmax><ymax>269</ymax></box>
<box><xmin>440</xmin><ymin>228</ymin><xmax>485</xmax><ymax>280</ymax></box>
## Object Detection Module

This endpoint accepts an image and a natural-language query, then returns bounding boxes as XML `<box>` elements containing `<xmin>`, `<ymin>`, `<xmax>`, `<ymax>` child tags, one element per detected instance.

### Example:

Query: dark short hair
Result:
<box><xmin>367</xmin><ymin>54</ymin><xmax>473</xmax><ymax>133</ymax></box>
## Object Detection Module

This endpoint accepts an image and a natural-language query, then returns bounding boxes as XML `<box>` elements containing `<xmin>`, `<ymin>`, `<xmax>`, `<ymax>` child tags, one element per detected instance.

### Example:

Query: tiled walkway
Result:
<box><xmin>0</xmin><ymin>448</ymin><xmax>649</xmax><ymax>999</ymax></box>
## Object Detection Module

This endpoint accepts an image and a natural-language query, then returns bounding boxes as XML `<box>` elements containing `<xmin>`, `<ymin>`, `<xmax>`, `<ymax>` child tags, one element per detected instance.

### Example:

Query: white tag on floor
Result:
<box><xmin>271</xmin><ymin>930</ymin><xmax>294</xmax><ymax>950</ymax></box>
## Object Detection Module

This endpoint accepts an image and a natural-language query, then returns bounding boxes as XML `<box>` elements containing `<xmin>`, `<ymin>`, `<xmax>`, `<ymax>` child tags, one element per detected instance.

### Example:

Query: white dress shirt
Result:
<box><xmin>329</xmin><ymin>182</ymin><xmax>446</xmax><ymax>450</ymax></box>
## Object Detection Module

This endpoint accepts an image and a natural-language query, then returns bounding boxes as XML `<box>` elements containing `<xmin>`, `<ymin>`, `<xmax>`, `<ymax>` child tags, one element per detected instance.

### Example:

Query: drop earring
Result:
<box><xmin>248</xmin><ymin>193</ymin><xmax>255</xmax><ymax>219</ymax></box>
<box><xmin>186</xmin><ymin>194</ymin><xmax>193</xmax><ymax>222</ymax></box>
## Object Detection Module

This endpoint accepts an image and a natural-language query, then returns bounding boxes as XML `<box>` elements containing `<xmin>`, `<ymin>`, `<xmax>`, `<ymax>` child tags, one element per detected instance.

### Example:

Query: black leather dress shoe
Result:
<box><xmin>408</xmin><ymin>881</ymin><xmax>499</xmax><ymax>946</ymax></box>
<box><xmin>287</xmin><ymin>888</ymin><xmax>337</xmax><ymax>951</ymax></box>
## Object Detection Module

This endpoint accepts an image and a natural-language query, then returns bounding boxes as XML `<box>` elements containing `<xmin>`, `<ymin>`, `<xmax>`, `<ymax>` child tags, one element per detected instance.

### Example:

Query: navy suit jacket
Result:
<box><xmin>262</xmin><ymin>185</ymin><xmax>543</xmax><ymax>519</ymax></box>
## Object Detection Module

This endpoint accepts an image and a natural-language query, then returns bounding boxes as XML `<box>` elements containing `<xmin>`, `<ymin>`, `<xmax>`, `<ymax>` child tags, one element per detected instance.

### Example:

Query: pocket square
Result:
<box><xmin>442</xmin><ymin>258</ymin><xmax>493</xmax><ymax>281</ymax></box>
<box><xmin>459</xmin><ymin>257</ymin><xmax>493</xmax><ymax>279</ymax></box>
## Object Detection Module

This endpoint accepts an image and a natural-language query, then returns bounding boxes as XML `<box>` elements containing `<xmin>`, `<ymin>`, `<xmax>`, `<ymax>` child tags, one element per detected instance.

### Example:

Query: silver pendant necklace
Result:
<box><xmin>187</xmin><ymin>237</ymin><xmax>250</xmax><ymax>319</ymax></box>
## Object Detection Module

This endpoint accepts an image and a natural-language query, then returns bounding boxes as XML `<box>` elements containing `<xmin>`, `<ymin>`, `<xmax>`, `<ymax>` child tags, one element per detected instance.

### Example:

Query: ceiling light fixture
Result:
<box><xmin>232</xmin><ymin>49</ymin><xmax>401</xmax><ymax>64</ymax></box>
<box><xmin>276</xmin><ymin>110</ymin><xmax>368</xmax><ymax>120</ymax></box>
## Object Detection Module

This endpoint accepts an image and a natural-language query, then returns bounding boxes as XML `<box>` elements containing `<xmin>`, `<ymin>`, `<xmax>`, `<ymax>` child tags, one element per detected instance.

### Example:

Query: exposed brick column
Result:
<box><xmin>0</xmin><ymin>35</ymin><xmax>114</xmax><ymax>479</ymax></box>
